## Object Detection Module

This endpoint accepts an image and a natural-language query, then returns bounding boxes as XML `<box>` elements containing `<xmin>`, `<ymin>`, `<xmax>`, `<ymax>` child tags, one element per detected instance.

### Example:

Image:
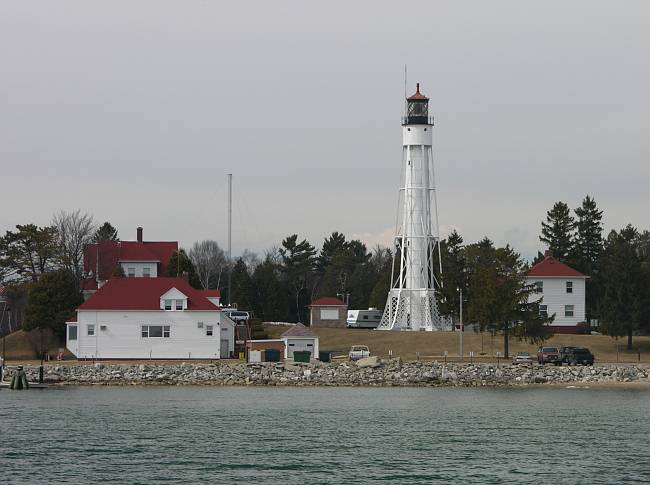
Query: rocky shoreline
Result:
<box><xmin>3</xmin><ymin>360</ymin><xmax>650</xmax><ymax>387</ymax></box>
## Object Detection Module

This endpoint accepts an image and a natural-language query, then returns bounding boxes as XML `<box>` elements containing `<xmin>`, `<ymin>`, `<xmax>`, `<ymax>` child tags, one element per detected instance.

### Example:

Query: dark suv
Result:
<box><xmin>560</xmin><ymin>346</ymin><xmax>594</xmax><ymax>365</ymax></box>
<box><xmin>537</xmin><ymin>346</ymin><xmax>561</xmax><ymax>365</ymax></box>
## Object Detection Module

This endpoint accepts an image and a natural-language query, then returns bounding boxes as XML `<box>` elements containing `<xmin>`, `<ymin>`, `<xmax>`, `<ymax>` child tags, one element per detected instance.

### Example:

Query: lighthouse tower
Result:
<box><xmin>377</xmin><ymin>83</ymin><xmax>445</xmax><ymax>331</ymax></box>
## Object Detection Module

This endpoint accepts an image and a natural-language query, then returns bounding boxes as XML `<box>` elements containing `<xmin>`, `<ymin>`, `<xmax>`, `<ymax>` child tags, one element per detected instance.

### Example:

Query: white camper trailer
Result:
<box><xmin>347</xmin><ymin>309</ymin><xmax>383</xmax><ymax>329</ymax></box>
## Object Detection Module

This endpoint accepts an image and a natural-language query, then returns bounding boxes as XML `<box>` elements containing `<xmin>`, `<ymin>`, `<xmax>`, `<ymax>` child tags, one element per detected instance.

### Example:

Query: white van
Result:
<box><xmin>347</xmin><ymin>308</ymin><xmax>382</xmax><ymax>329</ymax></box>
<box><xmin>223</xmin><ymin>310</ymin><xmax>250</xmax><ymax>323</ymax></box>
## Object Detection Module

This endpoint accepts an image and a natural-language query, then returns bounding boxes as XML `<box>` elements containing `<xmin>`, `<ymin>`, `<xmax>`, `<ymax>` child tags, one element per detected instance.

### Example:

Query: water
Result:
<box><xmin>2</xmin><ymin>386</ymin><xmax>650</xmax><ymax>484</ymax></box>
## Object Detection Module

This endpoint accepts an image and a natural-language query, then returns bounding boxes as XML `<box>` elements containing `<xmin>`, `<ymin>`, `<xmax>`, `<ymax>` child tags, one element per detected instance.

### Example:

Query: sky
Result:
<box><xmin>1</xmin><ymin>1</ymin><xmax>649</xmax><ymax>261</ymax></box>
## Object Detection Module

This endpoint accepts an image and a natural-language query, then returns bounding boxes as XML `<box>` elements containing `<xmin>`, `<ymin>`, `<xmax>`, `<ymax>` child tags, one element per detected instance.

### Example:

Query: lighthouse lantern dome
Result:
<box><xmin>404</xmin><ymin>83</ymin><xmax>431</xmax><ymax>125</ymax></box>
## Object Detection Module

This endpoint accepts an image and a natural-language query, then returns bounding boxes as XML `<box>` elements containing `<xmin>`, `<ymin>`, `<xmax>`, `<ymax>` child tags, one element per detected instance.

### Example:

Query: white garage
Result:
<box><xmin>280</xmin><ymin>323</ymin><xmax>319</xmax><ymax>360</ymax></box>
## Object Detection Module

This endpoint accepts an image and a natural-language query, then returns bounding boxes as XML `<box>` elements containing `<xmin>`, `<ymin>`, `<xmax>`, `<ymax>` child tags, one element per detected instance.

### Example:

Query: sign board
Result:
<box><xmin>469</xmin><ymin>351</ymin><xmax>475</xmax><ymax>357</ymax></box>
<box><xmin>443</xmin><ymin>350</ymin><xmax>448</xmax><ymax>357</ymax></box>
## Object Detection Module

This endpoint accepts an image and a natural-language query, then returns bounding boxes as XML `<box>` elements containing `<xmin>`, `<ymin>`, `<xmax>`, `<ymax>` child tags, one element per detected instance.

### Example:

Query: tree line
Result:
<box><xmin>1</xmin><ymin>196</ymin><xmax>648</xmax><ymax>350</ymax></box>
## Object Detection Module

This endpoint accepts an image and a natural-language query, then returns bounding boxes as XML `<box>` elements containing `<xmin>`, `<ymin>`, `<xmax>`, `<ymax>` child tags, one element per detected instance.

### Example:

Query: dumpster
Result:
<box><xmin>265</xmin><ymin>349</ymin><xmax>281</xmax><ymax>362</ymax></box>
<box><xmin>293</xmin><ymin>351</ymin><xmax>311</xmax><ymax>363</ymax></box>
<box><xmin>249</xmin><ymin>350</ymin><xmax>262</xmax><ymax>363</ymax></box>
<box><xmin>319</xmin><ymin>351</ymin><xmax>332</xmax><ymax>363</ymax></box>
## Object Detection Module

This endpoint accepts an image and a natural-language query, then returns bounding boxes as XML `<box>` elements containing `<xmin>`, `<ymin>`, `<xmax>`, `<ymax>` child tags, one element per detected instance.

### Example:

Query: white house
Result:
<box><xmin>527</xmin><ymin>254</ymin><xmax>587</xmax><ymax>334</ymax></box>
<box><xmin>66</xmin><ymin>277</ymin><xmax>234</xmax><ymax>359</ymax></box>
<box><xmin>280</xmin><ymin>323</ymin><xmax>319</xmax><ymax>360</ymax></box>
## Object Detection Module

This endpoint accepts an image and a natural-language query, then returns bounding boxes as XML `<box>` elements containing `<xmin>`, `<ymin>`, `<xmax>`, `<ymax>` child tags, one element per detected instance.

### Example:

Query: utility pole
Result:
<box><xmin>227</xmin><ymin>173</ymin><xmax>232</xmax><ymax>307</ymax></box>
<box><xmin>458</xmin><ymin>287</ymin><xmax>463</xmax><ymax>361</ymax></box>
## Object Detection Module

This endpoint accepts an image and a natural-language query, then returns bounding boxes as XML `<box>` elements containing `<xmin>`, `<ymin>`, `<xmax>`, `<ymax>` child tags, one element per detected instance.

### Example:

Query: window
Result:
<box><xmin>127</xmin><ymin>267</ymin><xmax>135</xmax><ymax>278</ymax></box>
<box><xmin>141</xmin><ymin>325</ymin><xmax>171</xmax><ymax>338</ymax></box>
<box><xmin>142</xmin><ymin>267</ymin><xmax>151</xmax><ymax>278</ymax></box>
<box><xmin>87</xmin><ymin>324</ymin><xmax>95</xmax><ymax>336</ymax></box>
<box><xmin>565</xmin><ymin>305</ymin><xmax>574</xmax><ymax>317</ymax></box>
<box><xmin>175</xmin><ymin>299</ymin><xmax>183</xmax><ymax>311</ymax></box>
<box><xmin>69</xmin><ymin>326</ymin><xmax>78</xmax><ymax>341</ymax></box>
<box><xmin>534</xmin><ymin>281</ymin><xmax>543</xmax><ymax>293</ymax></box>
<box><xmin>164</xmin><ymin>299</ymin><xmax>172</xmax><ymax>311</ymax></box>
<box><xmin>539</xmin><ymin>305</ymin><xmax>548</xmax><ymax>318</ymax></box>
<box><xmin>362</xmin><ymin>315</ymin><xmax>369</xmax><ymax>320</ymax></box>
<box><xmin>206</xmin><ymin>325</ymin><xmax>214</xmax><ymax>336</ymax></box>
<box><xmin>566</xmin><ymin>281</ymin><xmax>573</xmax><ymax>294</ymax></box>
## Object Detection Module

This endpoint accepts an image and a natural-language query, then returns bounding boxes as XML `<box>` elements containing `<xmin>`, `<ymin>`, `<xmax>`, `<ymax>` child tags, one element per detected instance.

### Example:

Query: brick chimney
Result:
<box><xmin>137</xmin><ymin>226</ymin><xmax>143</xmax><ymax>243</ymax></box>
<box><xmin>544</xmin><ymin>249</ymin><xmax>552</xmax><ymax>258</ymax></box>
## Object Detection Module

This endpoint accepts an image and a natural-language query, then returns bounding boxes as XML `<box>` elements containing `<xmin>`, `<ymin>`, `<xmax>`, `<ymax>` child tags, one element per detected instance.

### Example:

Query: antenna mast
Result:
<box><xmin>227</xmin><ymin>173</ymin><xmax>232</xmax><ymax>306</ymax></box>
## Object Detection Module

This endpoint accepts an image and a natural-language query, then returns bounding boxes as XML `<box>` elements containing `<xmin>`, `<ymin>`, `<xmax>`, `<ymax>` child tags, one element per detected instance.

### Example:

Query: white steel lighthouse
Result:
<box><xmin>377</xmin><ymin>83</ymin><xmax>446</xmax><ymax>331</ymax></box>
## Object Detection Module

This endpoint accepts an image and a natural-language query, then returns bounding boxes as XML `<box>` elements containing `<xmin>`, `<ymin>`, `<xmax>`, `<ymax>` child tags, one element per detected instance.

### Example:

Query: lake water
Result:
<box><xmin>1</xmin><ymin>386</ymin><xmax>650</xmax><ymax>484</ymax></box>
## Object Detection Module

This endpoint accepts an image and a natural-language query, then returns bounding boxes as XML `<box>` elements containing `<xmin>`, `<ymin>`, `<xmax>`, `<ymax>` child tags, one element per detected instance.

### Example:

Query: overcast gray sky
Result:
<box><xmin>2</xmin><ymin>1</ymin><xmax>649</xmax><ymax>260</ymax></box>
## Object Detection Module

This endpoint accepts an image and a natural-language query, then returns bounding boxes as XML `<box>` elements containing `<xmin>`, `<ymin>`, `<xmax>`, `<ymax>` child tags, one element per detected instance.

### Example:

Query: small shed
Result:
<box><xmin>308</xmin><ymin>297</ymin><xmax>348</xmax><ymax>328</ymax></box>
<box><xmin>280</xmin><ymin>323</ymin><xmax>319</xmax><ymax>360</ymax></box>
<box><xmin>249</xmin><ymin>339</ymin><xmax>286</xmax><ymax>361</ymax></box>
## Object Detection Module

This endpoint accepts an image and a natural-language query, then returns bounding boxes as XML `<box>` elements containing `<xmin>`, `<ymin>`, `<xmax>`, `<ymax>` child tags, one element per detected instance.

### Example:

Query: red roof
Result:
<box><xmin>527</xmin><ymin>256</ymin><xmax>586</xmax><ymax>278</ymax></box>
<box><xmin>407</xmin><ymin>83</ymin><xmax>428</xmax><ymax>101</ymax></box>
<box><xmin>309</xmin><ymin>297</ymin><xmax>347</xmax><ymax>307</ymax></box>
<box><xmin>78</xmin><ymin>277</ymin><xmax>219</xmax><ymax>311</ymax></box>
<box><xmin>84</xmin><ymin>240</ymin><xmax>178</xmax><ymax>280</ymax></box>
<box><xmin>202</xmin><ymin>290</ymin><xmax>222</xmax><ymax>298</ymax></box>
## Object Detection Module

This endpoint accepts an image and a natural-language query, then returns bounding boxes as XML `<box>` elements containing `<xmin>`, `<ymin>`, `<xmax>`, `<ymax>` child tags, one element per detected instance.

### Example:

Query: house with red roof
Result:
<box><xmin>66</xmin><ymin>277</ymin><xmax>234</xmax><ymax>359</ymax></box>
<box><xmin>526</xmin><ymin>253</ymin><xmax>587</xmax><ymax>334</ymax></box>
<box><xmin>307</xmin><ymin>297</ymin><xmax>348</xmax><ymax>328</ymax></box>
<box><xmin>80</xmin><ymin>226</ymin><xmax>178</xmax><ymax>299</ymax></box>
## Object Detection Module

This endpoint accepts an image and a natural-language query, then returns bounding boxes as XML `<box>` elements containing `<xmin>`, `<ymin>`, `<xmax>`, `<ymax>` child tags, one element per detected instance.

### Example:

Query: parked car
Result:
<box><xmin>560</xmin><ymin>346</ymin><xmax>594</xmax><ymax>365</ymax></box>
<box><xmin>224</xmin><ymin>310</ymin><xmax>250</xmax><ymax>323</ymax></box>
<box><xmin>349</xmin><ymin>345</ymin><xmax>370</xmax><ymax>361</ymax></box>
<box><xmin>512</xmin><ymin>351</ymin><xmax>533</xmax><ymax>365</ymax></box>
<box><xmin>537</xmin><ymin>346</ymin><xmax>561</xmax><ymax>365</ymax></box>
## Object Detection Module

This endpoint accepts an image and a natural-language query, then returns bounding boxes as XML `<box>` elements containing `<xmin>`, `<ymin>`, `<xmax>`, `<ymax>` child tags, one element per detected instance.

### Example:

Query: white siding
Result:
<box><xmin>527</xmin><ymin>277</ymin><xmax>586</xmax><ymax>327</ymax></box>
<box><xmin>120</xmin><ymin>261</ymin><xmax>158</xmax><ymax>278</ymax></box>
<box><xmin>68</xmin><ymin>310</ymin><xmax>233</xmax><ymax>359</ymax></box>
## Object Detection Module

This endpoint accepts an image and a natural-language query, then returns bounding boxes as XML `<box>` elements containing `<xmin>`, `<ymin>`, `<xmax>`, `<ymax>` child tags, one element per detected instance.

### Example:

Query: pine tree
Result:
<box><xmin>92</xmin><ymin>222</ymin><xmax>118</xmax><ymax>243</ymax></box>
<box><xmin>540</xmin><ymin>201</ymin><xmax>575</xmax><ymax>262</ymax></box>
<box><xmin>230</xmin><ymin>258</ymin><xmax>253</xmax><ymax>310</ymax></box>
<box><xmin>23</xmin><ymin>269</ymin><xmax>83</xmax><ymax>339</ymax></box>
<box><xmin>165</xmin><ymin>249</ymin><xmax>202</xmax><ymax>289</ymax></box>
<box><xmin>573</xmin><ymin>195</ymin><xmax>603</xmax><ymax>274</ymax></box>
<box><xmin>597</xmin><ymin>226</ymin><xmax>647</xmax><ymax>350</ymax></box>
<box><xmin>438</xmin><ymin>230</ymin><xmax>466</xmax><ymax>319</ymax></box>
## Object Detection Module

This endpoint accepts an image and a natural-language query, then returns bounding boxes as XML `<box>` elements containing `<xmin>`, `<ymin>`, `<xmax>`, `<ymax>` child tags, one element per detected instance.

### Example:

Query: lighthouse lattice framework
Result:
<box><xmin>377</xmin><ymin>83</ymin><xmax>446</xmax><ymax>331</ymax></box>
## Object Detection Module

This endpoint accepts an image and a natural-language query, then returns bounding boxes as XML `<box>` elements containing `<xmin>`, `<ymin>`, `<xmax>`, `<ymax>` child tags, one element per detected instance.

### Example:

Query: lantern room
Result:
<box><xmin>403</xmin><ymin>83</ymin><xmax>432</xmax><ymax>125</ymax></box>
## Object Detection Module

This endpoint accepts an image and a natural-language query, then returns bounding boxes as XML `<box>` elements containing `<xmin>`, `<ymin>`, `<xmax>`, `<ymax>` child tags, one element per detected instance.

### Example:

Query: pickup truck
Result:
<box><xmin>348</xmin><ymin>345</ymin><xmax>370</xmax><ymax>361</ymax></box>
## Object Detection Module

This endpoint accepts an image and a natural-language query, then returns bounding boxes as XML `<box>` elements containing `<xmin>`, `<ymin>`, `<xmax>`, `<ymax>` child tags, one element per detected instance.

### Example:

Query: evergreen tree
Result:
<box><xmin>317</xmin><ymin>232</ymin><xmax>348</xmax><ymax>273</ymax></box>
<box><xmin>92</xmin><ymin>222</ymin><xmax>119</xmax><ymax>243</ymax></box>
<box><xmin>573</xmin><ymin>195</ymin><xmax>603</xmax><ymax>274</ymax></box>
<box><xmin>437</xmin><ymin>230</ymin><xmax>467</xmax><ymax>320</ymax></box>
<box><xmin>230</xmin><ymin>258</ymin><xmax>253</xmax><ymax>310</ymax></box>
<box><xmin>597</xmin><ymin>226</ymin><xmax>649</xmax><ymax>350</ymax></box>
<box><xmin>251</xmin><ymin>257</ymin><xmax>289</xmax><ymax>322</ymax></box>
<box><xmin>23</xmin><ymin>269</ymin><xmax>83</xmax><ymax>339</ymax></box>
<box><xmin>368</xmin><ymin>249</ymin><xmax>393</xmax><ymax>310</ymax></box>
<box><xmin>165</xmin><ymin>249</ymin><xmax>202</xmax><ymax>289</ymax></box>
<box><xmin>465</xmin><ymin>238</ymin><xmax>552</xmax><ymax>356</ymax></box>
<box><xmin>0</xmin><ymin>224</ymin><xmax>58</xmax><ymax>282</ymax></box>
<box><xmin>279</xmin><ymin>235</ymin><xmax>317</xmax><ymax>323</ymax></box>
<box><xmin>540</xmin><ymin>201</ymin><xmax>575</xmax><ymax>262</ymax></box>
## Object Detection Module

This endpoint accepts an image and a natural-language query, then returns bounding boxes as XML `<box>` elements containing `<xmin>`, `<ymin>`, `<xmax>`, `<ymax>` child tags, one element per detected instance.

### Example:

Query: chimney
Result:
<box><xmin>544</xmin><ymin>249</ymin><xmax>552</xmax><ymax>258</ymax></box>
<box><xmin>137</xmin><ymin>226</ymin><xmax>143</xmax><ymax>243</ymax></box>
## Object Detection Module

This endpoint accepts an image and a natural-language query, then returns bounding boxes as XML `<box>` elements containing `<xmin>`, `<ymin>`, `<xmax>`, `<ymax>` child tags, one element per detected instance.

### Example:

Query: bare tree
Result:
<box><xmin>241</xmin><ymin>249</ymin><xmax>260</xmax><ymax>275</ymax></box>
<box><xmin>189</xmin><ymin>240</ymin><xmax>228</xmax><ymax>290</ymax></box>
<box><xmin>52</xmin><ymin>210</ymin><xmax>96</xmax><ymax>283</ymax></box>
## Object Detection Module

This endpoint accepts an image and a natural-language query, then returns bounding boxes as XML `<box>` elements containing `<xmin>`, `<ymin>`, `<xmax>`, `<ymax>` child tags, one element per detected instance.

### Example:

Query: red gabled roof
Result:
<box><xmin>84</xmin><ymin>240</ymin><xmax>178</xmax><ymax>280</ymax></box>
<box><xmin>202</xmin><ymin>290</ymin><xmax>222</xmax><ymax>298</ymax></box>
<box><xmin>309</xmin><ymin>297</ymin><xmax>347</xmax><ymax>307</ymax></box>
<box><xmin>78</xmin><ymin>277</ymin><xmax>219</xmax><ymax>311</ymax></box>
<box><xmin>527</xmin><ymin>256</ymin><xmax>586</xmax><ymax>278</ymax></box>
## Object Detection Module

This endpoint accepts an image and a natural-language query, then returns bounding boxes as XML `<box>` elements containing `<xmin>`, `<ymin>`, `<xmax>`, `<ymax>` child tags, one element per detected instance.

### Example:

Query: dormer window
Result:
<box><xmin>160</xmin><ymin>287</ymin><xmax>188</xmax><ymax>311</ymax></box>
